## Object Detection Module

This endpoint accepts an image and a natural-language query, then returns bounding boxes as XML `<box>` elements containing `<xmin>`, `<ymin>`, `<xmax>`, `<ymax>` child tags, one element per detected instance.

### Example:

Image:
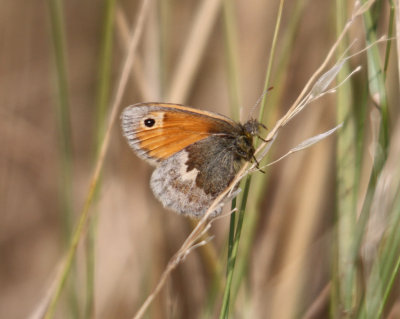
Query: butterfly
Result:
<box><xmin>121</xmin><ymin>103</ymin><xmax>265</xmax><ymax>218</ymax></box>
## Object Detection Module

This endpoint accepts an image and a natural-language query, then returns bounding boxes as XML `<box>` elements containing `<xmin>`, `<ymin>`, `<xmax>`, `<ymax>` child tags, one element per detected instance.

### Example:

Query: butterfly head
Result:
<box><xmin>234</xmin><ymin>119</ymin><xmax>268</xmax><ymax>162</ymax></box>
<box><xmin>232</xmin><ymin>119</ymin><xmax>258</xmax><ymax>161</ymax></box>
<box><xmin>243</xmin><ymin>119</ymin><xmax>262</xmax><ymax>136</ymax></box>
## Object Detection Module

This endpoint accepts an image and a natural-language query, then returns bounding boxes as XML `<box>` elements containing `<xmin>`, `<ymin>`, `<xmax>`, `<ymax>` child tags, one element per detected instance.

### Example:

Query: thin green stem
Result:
<box><xmin>95</xmin><ymin>0</ymin><xmax>116</xmax><ymax>146</ymax></box>
<box><xmin>85</xmin><ymin>1</ymin><xmax>116</xmax><ymax>317</ymax></box>
<box><xmin>222</xmin><ymin>0</ymin><xmax>241</xmax><ymax>121</ymax></box>
<box><xmin>48</xmin><ymin>0</ymin><xmax>73</xmax><ymax>250</ymax></box>
<box><xmin>228</xmin><ymin>198</ymin><xmax>237</xmax><ymax>264</ymax></box>
<box><xmin>219</xmin><ymin>177</ymin><xmax>251</xmax><ymax>319</ymax></box>
<box><xmin>335</xmin><ymin>0</ymin><xmax>357</xmax><ymax>314</ymax></box>
<box><xmin>383</xmin><ymin>0</ymin><xmax>394</xmax><ymax>80</ymax></box>
<box><xmin>47</xmin><ymin>0</ymin><xmax>77</xmax><ymax>316</ymax></box>
<box><xmin>258</xmin><ymin>0</ymin><xmax>285</xmax><ymax>124</ymax></box>
<box><xmin>377</xmin><ymin>194</ymin><xmax>400</xmax><ymax>317</ymax></box>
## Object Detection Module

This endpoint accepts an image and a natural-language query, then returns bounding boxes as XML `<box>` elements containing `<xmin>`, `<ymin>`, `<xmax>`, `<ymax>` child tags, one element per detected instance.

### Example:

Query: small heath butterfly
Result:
<box><xmin>121</xmin><ymin>103</ymin><xmax>263</xmax><ymax>218</ymax></box>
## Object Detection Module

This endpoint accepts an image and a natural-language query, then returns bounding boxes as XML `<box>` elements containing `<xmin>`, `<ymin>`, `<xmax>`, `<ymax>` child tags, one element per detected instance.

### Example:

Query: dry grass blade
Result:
<box><xmin>133</xmin><ymin>219</ymin><xmax>214</xmax><ymax>319</ymax></box>
<box><xmin>115</xmin><ymin>7</ymin><xmax>153</xmax><ymax>101</ymax></box>
<box><xmin>396</xmin><ymin>0</ymin><xmax>400</xmax><ymax>82</ymax></box>
<box><xmin>28</xmin><ymin>261</ymin><xmax>65</xmax><ymax>319</ymax></box>
<box><xmin>282</xmin><ymin>0</ymin><xmax>375</xmax><ymax>126</ymax></box>
<box><xmin>302</xmin><ymin>283</ymin><xmax>331</xmax><ymax>319</ymax></box>
<box><xmin>264</xmin><ymin>124</ymin><xmax>343</xmax><ymax>169</ymax></box>
<box><xmin>167</xmin><ymin>0</ymin><xmax>223</xmax><ymax>102</ymax></box>
<box><xmin>362</xmin><ymin>118</ymin><xmax>400</xmax><ymax>263</ymax></box>
<box><xmin>29</xmin><ymin>1</ymin><xmax>152</xmax><ymax>318</ymax></box>
<box><xmin>359</xmin><ymin>119</ymin><xmax>400</xmax><ymax>317</ymax></box>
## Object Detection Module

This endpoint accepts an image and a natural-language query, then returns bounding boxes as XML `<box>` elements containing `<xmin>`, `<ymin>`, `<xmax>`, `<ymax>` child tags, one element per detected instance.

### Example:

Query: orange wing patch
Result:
<box><xmin>136</xmin><ymin>111</ymin><xmax>216</xmax><ymax>160</ymax></box>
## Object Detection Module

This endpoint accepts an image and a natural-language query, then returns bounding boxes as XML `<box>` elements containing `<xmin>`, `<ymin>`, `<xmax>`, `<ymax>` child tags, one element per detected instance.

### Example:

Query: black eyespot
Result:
<box><xmin>144</xmin><ymin>118</ymin><xmax>155</xmax><ymax>127</ymax></box>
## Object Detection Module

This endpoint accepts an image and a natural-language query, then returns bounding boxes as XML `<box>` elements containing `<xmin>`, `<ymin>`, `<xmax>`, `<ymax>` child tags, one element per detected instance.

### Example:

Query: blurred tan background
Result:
<box><xmin>0</xmin><ymin>0</ymin><xmax>396</xmax><ymax>318</ymax></box>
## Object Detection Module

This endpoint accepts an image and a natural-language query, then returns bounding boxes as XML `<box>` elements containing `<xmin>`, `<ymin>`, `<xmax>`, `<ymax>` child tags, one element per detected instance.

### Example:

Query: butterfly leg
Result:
<box><xmin>257</xmin><ymin>135</ymin><xmax>272</xmax><ymax>143</ymax></box>
<box><xmin>252</xmin><ymin>154</ymin><xmax>266</xmax><ymax>174</ymax></box>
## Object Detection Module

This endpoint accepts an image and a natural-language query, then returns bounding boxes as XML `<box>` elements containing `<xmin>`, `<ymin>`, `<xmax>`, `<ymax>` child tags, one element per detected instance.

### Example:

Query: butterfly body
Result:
<box><xmin>121</xmin><ymin>103</ymin><xmax>260</xmax><ymax>218</ymax></box>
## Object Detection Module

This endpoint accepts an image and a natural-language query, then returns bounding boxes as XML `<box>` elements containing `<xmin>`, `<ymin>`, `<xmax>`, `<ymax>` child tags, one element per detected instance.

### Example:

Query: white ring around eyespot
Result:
<box><xmin>139</xmin><ymin>112</ymin><xmax>164</xmax><ymax>130</ymax></box>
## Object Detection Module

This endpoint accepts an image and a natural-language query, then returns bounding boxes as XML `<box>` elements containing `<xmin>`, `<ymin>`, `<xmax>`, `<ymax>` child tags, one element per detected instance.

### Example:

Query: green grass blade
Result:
<box><xmin>348</xmin><ymin>1</ymin><xmax>391</xmax><ymax>317</ymax></box>
<box><xmin>258</xmin><ymin>0</ymin><xmax>285</xmax><ymax>124</ymax></box>
<box><xmin>95</xmin><ymin>0</ymin><xmax>116</xmax><ymax>146</ymax></box>
<box><xmin>86</xmin><ymin>1</ymin><xmax>116</xmax><ymax>317</ymax></box>
<box><xmin>219</xmin><ymin>177</ymin><xmax>252</xmax><ymax>319</ymax></box>
<box><xmin>222</xmin><ymin>0</ymin><xmax>241</xmax><ymax>121</ymax></box>
<box><xmin>383</xmin><ymin>0</ymin><xmax>395</xmax><ymax>79</ymax></box>
<box><xmin>334</xmin><ymin>0</ymin><xmax>358</xmax><ymax>315</ymax></box>
<box><xmin>47</xmin><ymin>0</ymin><xmax>73</xmax><ymax>247</ymax></box>
<box><xmin>47</xmin><ymin>0</ymin><xmax>78</xmax><ymax>317</ymax></box>
<box><xmin>377</xmin><ymin>189</ymin><xmax>400</xmax><ymax>317</ymax></box>
<box><xmin>219</xmin><ymin>0</ymin><xmax>241</xmax><ymax>315</ymax></box>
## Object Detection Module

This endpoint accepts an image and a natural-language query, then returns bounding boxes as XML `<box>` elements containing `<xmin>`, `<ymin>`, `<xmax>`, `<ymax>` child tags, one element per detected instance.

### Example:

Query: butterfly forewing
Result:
<box><xmin>121</xmin><ymin>103</ymin><xmax>239</xmax><ymax>164</ymax></box>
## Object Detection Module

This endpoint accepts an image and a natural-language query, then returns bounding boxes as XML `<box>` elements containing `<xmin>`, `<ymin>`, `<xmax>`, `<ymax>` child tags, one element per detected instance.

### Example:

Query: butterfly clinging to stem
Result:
<box><xmin>121</xmin><ymin>102</ymin><xmax>266</xmax><ymax>218</ymax></box>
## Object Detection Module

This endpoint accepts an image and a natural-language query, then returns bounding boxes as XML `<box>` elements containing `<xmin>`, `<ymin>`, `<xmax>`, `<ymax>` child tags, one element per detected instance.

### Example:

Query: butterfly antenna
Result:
<box><xmin>249</xmin><ymin>86</ymin><xmax>274</xmax><ymax>119</ymax></box>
